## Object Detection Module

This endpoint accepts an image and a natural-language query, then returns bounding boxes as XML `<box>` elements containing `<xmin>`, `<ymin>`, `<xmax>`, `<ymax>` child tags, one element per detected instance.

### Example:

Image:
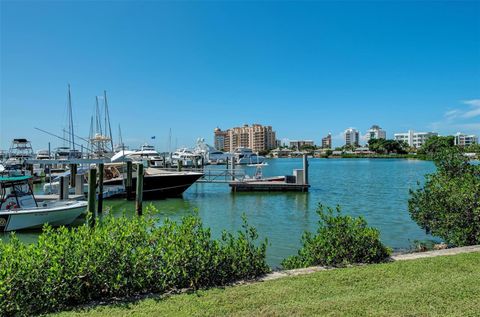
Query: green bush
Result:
<box><xmin>282</xmin><ymin>204</ymin><xmax>391</xmax><ymax>269</ymax></box>
<box><xmin>409</xmin><ymin>148</ymin><xmax>480</xmax><ymax>246</ymax></box>
<box><xmin>0</xmin><ymin>208</ymin><xmax>269</xmax><ymax>316</ymax></box>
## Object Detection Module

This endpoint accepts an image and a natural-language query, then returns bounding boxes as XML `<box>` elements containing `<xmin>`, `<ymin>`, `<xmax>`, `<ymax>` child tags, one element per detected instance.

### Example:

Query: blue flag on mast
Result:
<box><xmin>151</xmin><ymin>136</ymin><xmax>156</xmax><ymax>140</ymax></box>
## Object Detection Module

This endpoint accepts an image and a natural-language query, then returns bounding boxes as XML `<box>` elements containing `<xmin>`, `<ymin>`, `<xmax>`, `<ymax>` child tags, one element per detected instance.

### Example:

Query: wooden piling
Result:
<box><xmin>69</xmin><ymin>164</ymin><xmax>77</xmax><ymax>187</ymax></box>
<box><xmin>87</xmin><ymin>168</ymin><xmax>97</xmax><ymax>227</ymax></box>
<box><xmin>75</xmin><ymin>174</ymin><xmax>84</xmax><ymax>195</ymax></box>
<box><xmin>135</xmin><ymin>163</ymin><xmax>144</xmax><ymax>216</ymax></box>
<box><xmin>177</xmin><ymin>160</ymin><xmax>182</xmax><ymax>172</ymax></box>
<box><xmin>126</xmin><ymin>161</ymin><xmax>133</xmax><ymax>200</ymax></box>
<box><xmin>97</xmin><ymin>163</ymin><xmax>104</xmax><ymax>213</ymax></box>
<box><xmin>59</xmin><ymin>176</ymin><xmax>65</xmax><ymax>200</ymax></box>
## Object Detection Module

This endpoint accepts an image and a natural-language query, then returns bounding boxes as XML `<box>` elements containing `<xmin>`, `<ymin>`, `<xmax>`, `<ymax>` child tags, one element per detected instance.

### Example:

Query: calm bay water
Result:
<box><xmin>4</xmin><ymin>158</ymin><xmax>436</xmax><ymax>267</ymax></box>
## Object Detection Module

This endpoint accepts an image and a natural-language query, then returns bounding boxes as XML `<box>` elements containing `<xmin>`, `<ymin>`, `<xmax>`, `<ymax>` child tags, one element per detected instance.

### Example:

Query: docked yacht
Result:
<box><xmin>171</xmin><ymin>148</ymin><xmax>202</xmax><ymax>167</ymax></box>
<box><xmin>0</xmin><ymin>175</ymin><xmax>86</xmax><ymax>231</ymax></box>
<box><xmin>233</xmin><ymin>147</ymin><xmax>265</xmax><ymax>165</ymax></box>
<box><xmin>111</xmin><ymin>143</ymin><xmax>165</xmax><ymax>167</ymax></box>
<box><xmin>103</xmin><ymin>164</ymin><xmax>203</xmax><ymax>199</ymax></box>
<box><xmin>194</xmin><ymin>138</ymin><xmax>230</xmax><ymax>164</ymax></box>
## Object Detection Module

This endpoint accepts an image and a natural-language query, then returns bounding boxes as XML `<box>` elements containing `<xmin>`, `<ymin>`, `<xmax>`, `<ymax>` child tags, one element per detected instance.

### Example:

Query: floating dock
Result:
<box><xmin>229</xmin><ymin>155</ymin><xmax>310</xmax><ymax>192</ymax></box>
<box><xmin>229</xmin><ymin>181</ymin><xmax>310</xmax><ymax>192</ymax></box>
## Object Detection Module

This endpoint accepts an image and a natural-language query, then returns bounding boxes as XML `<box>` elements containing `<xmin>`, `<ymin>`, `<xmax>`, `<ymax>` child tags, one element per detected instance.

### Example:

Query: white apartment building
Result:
<box><xmin>394</xmin><ymin>130</ymin><xmax>438</xmax><ymax>148</ymax></box>
<box><xmin>344</xmin><ymin>128</ymin><xmax>360</xmax><ymax>146</ymax></box>
<box><xmin>365</xmin><ymin>125</ymin><xmax>386</xmax><ymax>142</ymax></box>
<box><xmin>454</xmin><ymin>132</ymin><xmax>478</xmax><ymax>146</ymax></box>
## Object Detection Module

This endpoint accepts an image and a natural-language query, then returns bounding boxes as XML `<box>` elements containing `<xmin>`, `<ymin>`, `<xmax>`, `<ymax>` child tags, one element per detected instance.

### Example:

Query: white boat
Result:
<box><xmin>194</xmin><ymin>138</ymin><xmax>231</xmax><ymax>164</ymax></box>
<box><xmin>233</xmin><ymin>147</ymin><xmax>265</xmax><ymax>165</ymax></box>
<box><xmin>0</xmin><ymin>175</ymin><xmax>86</xmax><ymax>231</ymax></box>
<box><xmin>111</xmin><ymin>144</ymin><xmax>165</xmax><ymax>167</ymax></box>
<box><xmin>171</xmin><ymin>148</ymin><xmax>202</xmax><ymax>167</ymax></box>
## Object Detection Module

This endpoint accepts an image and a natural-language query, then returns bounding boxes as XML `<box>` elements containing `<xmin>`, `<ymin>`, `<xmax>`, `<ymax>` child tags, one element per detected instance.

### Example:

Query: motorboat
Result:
<box><xmin>233</xmin><ymin>147</ymin><xmax>265</xmax><ymax>165</ymax></box>
<box><xmin>171</xmin><ymin>148</ymin><xmax>202</xmax><ymax>167</ymax></box>
<box><xmin>54</xmin><ymin>147</ymin><xmax>82</xmax><ymax>160</ymax></box>
<box><xmin>111</xmin><ymin>144</ymin><xmax>166</xmax><ymax>167</ymax></box>
<box><xmin>103</xmin><ymin>164</ymin><xmax>204</xmax><ymax>199</ymax></box>
<box><xmin>194</xmin><ymin>138</ymin><xmax>230</xmax><ymax>164</ymax></box>
<box><xmin>36</xmin><ymin>149</ymin><xmax>51</xmax><ymax>160</ymax></box>
<box><xmin>0</xmin><ymin>175</ymin><xmax>86</xmax><ymax>231</ymax></box>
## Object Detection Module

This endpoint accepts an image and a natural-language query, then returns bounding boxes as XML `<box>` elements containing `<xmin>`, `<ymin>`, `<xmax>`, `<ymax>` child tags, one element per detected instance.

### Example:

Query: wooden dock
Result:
<box><xmin>229</xmin><ymin>181</ymin><xmax>310</xmax><ymax>192</ymax></box>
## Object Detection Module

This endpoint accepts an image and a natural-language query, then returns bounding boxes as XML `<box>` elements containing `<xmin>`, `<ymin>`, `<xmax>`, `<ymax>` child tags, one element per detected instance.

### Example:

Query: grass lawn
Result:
<box><xmin>56</xmin><ymin>252</ymin><xmax>480</xmax><ymax>317</ymax></box>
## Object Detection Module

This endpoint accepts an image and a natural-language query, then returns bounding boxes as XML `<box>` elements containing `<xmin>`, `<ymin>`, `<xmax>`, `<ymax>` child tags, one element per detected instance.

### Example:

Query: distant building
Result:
<box><xmin>271</xmin><ymin>148</ymin><xmax>292</xmax><ymax>158</ymax></box>
<box><xmin>454</xmin><ymin>132</ymin><xmax>478</xmax><ymax>146</ymax></box>
<box><xmin>344</xmin><ymin>128</ymin><xmax>360</xmax><ymax>147</ymax></box>
<box><xmin>322</xmin><ymin>133</ymin><xmax>332</xmax><ymax>149</ymax></box>
<box><xmin>365</xmin><ymin>125</ymin><xmax>386</xmax><ymax>142</ymax></box>
<box><xmin>289</xmin><ymin>140</ymin><xmax>314</xmax><ymax>150</ymax></box>
<box><xmin>214</xmin><ymin>124</ymin><xmax>276</xmax><ymax>152</ymax></box>
<box><xmin>394</xmin><ymin>130</ymin><xmax>438</xmax><ymax>148</ymax></box>
<box><xmin>214</xmin><ymin>128</ymin><xmax>228</xmax><ymax>151</ymax></box>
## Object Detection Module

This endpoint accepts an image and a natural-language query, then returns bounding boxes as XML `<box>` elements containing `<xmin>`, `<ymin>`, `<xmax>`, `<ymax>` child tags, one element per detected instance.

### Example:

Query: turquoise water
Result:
<box><xmin>3</xmin><ymin>158</ymin><xmax>436</xmax><ymax>267</ymax></box>
<box><xmin>106</xmin><ymin>158</ymin><xmax>436</xmax><ymax>267</ymax></box>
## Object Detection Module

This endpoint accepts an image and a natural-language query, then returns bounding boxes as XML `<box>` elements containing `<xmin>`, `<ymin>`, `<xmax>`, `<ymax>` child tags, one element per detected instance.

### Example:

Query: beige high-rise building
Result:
<box><xmin>214</xmin><ymin>124</ymin><xmax>276</xmax><ymax>152</ymax></box>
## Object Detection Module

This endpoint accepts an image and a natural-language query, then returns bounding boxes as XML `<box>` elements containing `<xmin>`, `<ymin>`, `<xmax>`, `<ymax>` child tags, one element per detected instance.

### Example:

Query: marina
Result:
<box><xmin>2</xmin><ymin>157</ymin><xmax>437</xmax><ymax>267</ymax></box>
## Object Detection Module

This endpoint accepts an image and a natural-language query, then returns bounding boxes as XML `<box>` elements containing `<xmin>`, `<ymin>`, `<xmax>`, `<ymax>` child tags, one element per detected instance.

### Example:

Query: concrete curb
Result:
<box><xmin>259</xmin><ymin>245</ymin><xmax>480</xmax><ymax>282</ymax></box>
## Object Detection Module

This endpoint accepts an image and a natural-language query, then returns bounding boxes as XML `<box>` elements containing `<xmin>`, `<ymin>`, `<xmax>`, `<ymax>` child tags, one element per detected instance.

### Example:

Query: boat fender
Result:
<box><xmin>6</xmin><ymin>201</ymin><xmax>19</xmax><ymax>210</ymax></box>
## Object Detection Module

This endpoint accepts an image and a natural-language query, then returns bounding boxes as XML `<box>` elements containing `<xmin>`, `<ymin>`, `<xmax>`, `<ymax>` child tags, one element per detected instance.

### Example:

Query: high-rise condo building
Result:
<box><xmin>213</xmin><ymin>124</ymin><xmax>277</xmax><ymax>152</ymax></box>
<box><xmin>365</xmin><ymin>125</ymin><xmax>386</xmax><ymax>142</ymax></box>
<box><xmin>322</xmin><ymin>133</ymin><xmax>332</xmax><ymax>149</ymax></box>
<box><xmin>344</xmin><ymin>128</ymin><xmax>360</xmax><ymax>147</ymax></box>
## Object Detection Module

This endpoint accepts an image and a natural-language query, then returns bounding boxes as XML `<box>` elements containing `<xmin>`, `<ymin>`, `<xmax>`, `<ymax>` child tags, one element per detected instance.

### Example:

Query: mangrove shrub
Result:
<box><xmin>282</xmin><ymin>204</ymin><xmax>391</xmax><ymax>269</ymax></box>
<box><xmin>0</xmin><ymin>209</ymin><xmax>269</xmax><ymax>316</ymax></box>
<box><xmin>409</xmin><ymin>148</ymin><xmax>480</xmax><ymax>246</ymax></box>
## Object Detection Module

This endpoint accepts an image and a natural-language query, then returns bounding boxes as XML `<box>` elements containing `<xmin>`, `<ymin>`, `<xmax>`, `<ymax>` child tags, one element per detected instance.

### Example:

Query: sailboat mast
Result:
<box><xmin>68</xmin><ymin>84</ymin><xmax>75</xmax><ymax>150</ymax></box>
<box><xmin>104</xmin><ymin>90</ymin><xmax>114</xmax><ymax>151</ymax></box>
<box><xmin>89</xmin><ymin>115</ymin><xmax>94</xmax><ymax>154</ymax></box>
<box><xmin>168</xmin><ymin>128</ymin><xmax>172</xmax><ymax>153</ymax></box>
<box><xmin>95</xmin><ymin>96</ymin><xmax>103</xmax><ymax>136</ymax></box>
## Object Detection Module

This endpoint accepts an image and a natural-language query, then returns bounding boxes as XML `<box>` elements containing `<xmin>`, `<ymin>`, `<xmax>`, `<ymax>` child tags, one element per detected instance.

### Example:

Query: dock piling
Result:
<box><xmin>135</xmin><ymin>163</ymin><xmax>144</xmax><ymax>216</ymax></box>
<box><xmin>126</xmin><ymin>161</ymin><xmax>133</xmax><ymax>200</ymax></box>
<box><xmin>97</xmin><ymin>163</ymin><xmax>104</xmax><ymax>213</ymax></box>
<box><xmin>75</xmin><ymin>174</ymin><xmax>84</xmax><ymax>195</ymax></box>
<box><xmin>87</xmin><ymin>168</ymin><xmax>97</xmax><ymax>227</ymax></box>
<box><xmin>69</xmin><ymin>164</ymin><xmax>77</xmax><ymax>187</ymax></box>
<box><xmin>303</xmin><ymin>155</ymin><xmax>309</xmax><ymax>185</ymax></box>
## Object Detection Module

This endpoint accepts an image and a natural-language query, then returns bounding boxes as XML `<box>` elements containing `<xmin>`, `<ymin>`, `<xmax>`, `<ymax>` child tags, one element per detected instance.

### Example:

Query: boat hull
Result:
<box><xmin>0</xmin><ymin>202</ymin><xmax>87</xmax><ymax>231</ymax></box>
<box><xmin>104</xmin><ymin>172</ymin><xmax>203</xmax><ymax>199</ymax></box>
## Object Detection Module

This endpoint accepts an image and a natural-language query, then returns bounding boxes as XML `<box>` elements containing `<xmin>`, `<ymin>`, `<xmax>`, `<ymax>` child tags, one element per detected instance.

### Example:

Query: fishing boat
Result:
<box><xmin>0</xmin><ymin>175</ymin><xmax>87</xmax><ymax>231</ymax></box>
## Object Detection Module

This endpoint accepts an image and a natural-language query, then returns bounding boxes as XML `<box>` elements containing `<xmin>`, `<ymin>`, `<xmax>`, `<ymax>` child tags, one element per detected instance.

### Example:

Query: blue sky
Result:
<box><xmin>1</xmin><ymin>1</ymin><xmax>479</xmax><ymax>151</ymax></box>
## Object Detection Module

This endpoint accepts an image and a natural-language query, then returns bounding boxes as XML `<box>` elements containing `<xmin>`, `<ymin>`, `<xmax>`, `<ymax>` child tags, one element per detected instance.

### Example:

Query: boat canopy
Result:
<box><xmin>0</xmin><ymin>175</ymin><xmax>32</xmax><ymax>183</ymax></box>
